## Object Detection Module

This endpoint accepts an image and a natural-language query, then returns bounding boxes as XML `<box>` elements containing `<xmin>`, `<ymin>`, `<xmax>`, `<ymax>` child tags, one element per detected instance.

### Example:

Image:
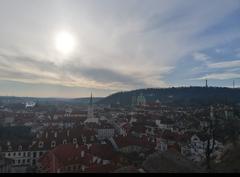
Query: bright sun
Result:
<box><xmin>55</xmin><ymin>31</ymin><xmax>76</xmax><ymax>55</ymax></box>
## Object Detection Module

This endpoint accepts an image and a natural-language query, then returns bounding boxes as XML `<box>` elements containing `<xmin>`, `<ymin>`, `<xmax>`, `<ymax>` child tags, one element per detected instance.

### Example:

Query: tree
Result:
<box><xmin>225</xmin><ymin>108</ymin><xmax>240</xmax><ymax>147</ymax></box>
<box><xmin>205</xmin><ymin>106</ymin><xmax>217</xmax><ymax>171</ymax></box>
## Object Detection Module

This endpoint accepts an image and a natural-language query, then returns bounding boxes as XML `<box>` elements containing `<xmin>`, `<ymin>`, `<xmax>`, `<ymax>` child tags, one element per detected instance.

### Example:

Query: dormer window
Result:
<box><xmin>63</xmin><ymin>139</ymin><xmax>67</xmax><ymax>144</ymax></box>
<box><xmin>51</xmin><ymin>141</ymin><xmax>56</xmax><ymax>148</ymax></box>
<box><xmin>38</xmin><ymin>141</ymin><xmax>44</xmax><ymax>148</ymax></box>
<box><xmin>82</xmin><ymin>137</ymin><xmax>86</xmax><ymax>143</ymax></box>
<box><xmin>18</xmin><ymin>145</ymin><xmax>22</xmax><ymax>151</ymax></box>
<box><xmin>73</xmin><ymin>138</ymin><xmax>77</xmax><ymax>144</ymax></box>
<box><xmin>8</xmin><ymin>146</ymin><xmax>12</xmax><ymax>151</ymax></box>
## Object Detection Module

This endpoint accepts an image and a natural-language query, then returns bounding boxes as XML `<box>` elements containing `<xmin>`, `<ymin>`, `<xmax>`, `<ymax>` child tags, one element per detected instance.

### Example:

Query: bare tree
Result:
<box><xmin>205</xmin><ymin>106</ymin><xmax>216</xmax><ymax>170</ymax></box>
<box><xmin>225</xmin><ymin>108</ymin><xmax>240</xmax><ymax>147</ymax></box>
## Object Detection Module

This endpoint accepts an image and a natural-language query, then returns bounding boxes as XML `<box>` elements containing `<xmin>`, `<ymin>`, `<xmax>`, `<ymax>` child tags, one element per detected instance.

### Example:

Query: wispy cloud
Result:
<box><xmin>207</xmin><ymin>60</ymin><xmax>240</xmax><ymax>69</ymax></box>
<box><xmin>195</xmin><ymin>72</ymin><xmax>240</xmax><ymax>80</ymax></box>
<box><xmin>193</xmin><ymin>52</ymin><xmax>210</xmax><ymax>62</ymax></box>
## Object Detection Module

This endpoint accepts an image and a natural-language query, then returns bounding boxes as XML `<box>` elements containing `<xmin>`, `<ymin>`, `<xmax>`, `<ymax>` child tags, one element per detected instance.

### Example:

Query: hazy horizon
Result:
<box><xmin>0</xmin><ymin>0</ymin><xmax>240</xmax><ymax>97</ymax></box>
<box><xmin>0</xmin><ymin>84</ymin><xmax>239</xmax><ymax>99</ymax></box>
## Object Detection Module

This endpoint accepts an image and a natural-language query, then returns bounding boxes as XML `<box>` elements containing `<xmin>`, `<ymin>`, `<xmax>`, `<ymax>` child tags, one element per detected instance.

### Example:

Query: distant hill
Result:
<box><xmin>97</xmin><ymin>87</ymin><xmax>240</xmax><ymax>106</ymax></box>
<box><xmin>0</xmin><ymin>96</ymin><xmax>103</xmax><ymax>106</ymax></box>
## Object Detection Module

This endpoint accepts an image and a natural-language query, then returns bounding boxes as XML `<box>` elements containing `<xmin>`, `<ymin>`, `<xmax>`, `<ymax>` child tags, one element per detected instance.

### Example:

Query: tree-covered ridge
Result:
<box><xmin>98</xmin><ymin>87</ymin><xmax>240</xmax><ymax>106</ymax></box>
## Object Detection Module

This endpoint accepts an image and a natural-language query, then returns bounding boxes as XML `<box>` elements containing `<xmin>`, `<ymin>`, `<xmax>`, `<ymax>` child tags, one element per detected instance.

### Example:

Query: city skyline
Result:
<box><xmin>0</xmin><ymin>0</ymin><xmax>240</xmax><ymax>97</ymax></box>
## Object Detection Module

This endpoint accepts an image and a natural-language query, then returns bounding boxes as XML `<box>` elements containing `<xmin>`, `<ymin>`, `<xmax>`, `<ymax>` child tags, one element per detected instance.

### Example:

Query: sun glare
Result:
<box><xmin>55</xmin><ymin>31</ymin><xmax>76</xmax><ymax>55</ymax></box>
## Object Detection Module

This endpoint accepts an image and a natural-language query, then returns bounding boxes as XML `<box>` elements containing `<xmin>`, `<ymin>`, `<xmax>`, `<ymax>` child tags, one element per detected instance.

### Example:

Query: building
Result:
<box><xmin>136</xmin><ymin>93</ymin><xmax>146</xmax><ymax>106</ymax></box>
<box><xmin>38</xmin><ymin>144</ymin><xmax>115</xmax><ymax>173</ymax></box>
<box><xmin>84</xmin><ymin>93</ymin><xmax>99</xmax><ymax>125</ymax></box>
<box><xmin>0</xmin><ymin>154</ymin><xmax>14</xmax><ymax>173</ymax></box>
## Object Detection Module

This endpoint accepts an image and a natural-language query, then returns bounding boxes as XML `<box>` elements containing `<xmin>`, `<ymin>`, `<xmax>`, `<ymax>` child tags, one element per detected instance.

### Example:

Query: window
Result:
<box><xmin>18</xmin><ymin>152</ymin><xmax>21</xmax><ymax>156</ymax></box>
<box><xmin>28</xmin><ymin>152</ymin><xmax>31</xmax><ymax>157</ymax></box>
<box><xmin>22</xmin><ymin>159</ymin><xmax>26</xmax><ymax>164</ymax></box>
<box><xmin>13</xmin><ymin>152</ymin><xmax>16</xmax><ymax>156</ymax></box>
<box><xmin>23</xmin><ymin>152</ymin><xmax>26</xmax><ymax>157</ymax></box>
<box><xmin>51</xmin><ymin>141</ymin><xmax>56</xmax><ymax>148</ymax></box>
<box><xmin>18</xmin><ymin>159</ymin><xmax>21</xmax><ymax>164</ymax></box>
<box><xmin>33</xmin><ymin>152</ymin><xmax>36</xmax><ymax>158</ymax></box>
<box><xmin>39</xmin><ymin>141</ymin><xmax>44</xmax><ymax>148</ymax></box>
<box><xmin>27</xmin><ymin>159</ymin><xmax>30</xmax><ymax>163</ymax></box>
<box><xmin>8</xmin><ymin>153</ymin><xmax>10</xmax><ymax>156</ymax></box>
<box><xmin>73</xmin><ymin>138</ymin><xmax>77</xmax><ymax>144</ymax></box>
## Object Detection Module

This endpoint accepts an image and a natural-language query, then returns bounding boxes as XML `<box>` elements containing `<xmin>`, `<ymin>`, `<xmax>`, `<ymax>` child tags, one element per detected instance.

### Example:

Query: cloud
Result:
<box><xmin>215</xmin><ymin>48</ymin><xmax>225</xmax><ymax>54</ymax></box>
<box><xmin>207</xmin><ymin>60</ymin><xmax>240</xmax><ymax>69</ymax></box>
<box><xmin>193</xmin><ymin>52</ymin><xmax>210</xmax><ymax>62</ymax></box>
<box><xmin>195</xmin><ymin>72</ymin><xmax>240</xmax><ymax>80</ymax></box>
<box><xmin>0</xmin><ymin>50</ymin><xmax>172</xmax><ymax>91</ymax></box>
<box><xmin>0</xmin><ymin>0</ymin><xmax>240</xmax><ymax>96</ymax></box>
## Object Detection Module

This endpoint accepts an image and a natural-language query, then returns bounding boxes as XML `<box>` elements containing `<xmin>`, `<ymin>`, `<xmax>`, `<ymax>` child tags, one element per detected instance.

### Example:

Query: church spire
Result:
<box><xmin>89</xmin><ymin>92</ymin><xmax>93</xmax><ymax>106</ymax></box>
<box><xmin>87</xmin><ymin>92</ymin><xmax>94</xmax><ymax>119</ymax></box>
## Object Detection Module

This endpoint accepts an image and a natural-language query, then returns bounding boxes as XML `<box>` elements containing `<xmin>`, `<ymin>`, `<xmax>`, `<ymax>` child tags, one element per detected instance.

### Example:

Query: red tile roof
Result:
<box><xmin>85</xmin><ymin>163</ymin><xmax>118</xmax><ymax>173</ymax></box>
<box><xmin>39</xmin><ymin>144</ymin><xmax>92</xmax><ymax>173</ymax></box>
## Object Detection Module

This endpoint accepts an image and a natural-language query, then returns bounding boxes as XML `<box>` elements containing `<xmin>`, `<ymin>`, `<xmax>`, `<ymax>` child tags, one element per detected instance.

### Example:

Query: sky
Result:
<box><xmin>0</xmin><ymin>0</ymin><xmax>240</xmax><ymax>98</ymax></box>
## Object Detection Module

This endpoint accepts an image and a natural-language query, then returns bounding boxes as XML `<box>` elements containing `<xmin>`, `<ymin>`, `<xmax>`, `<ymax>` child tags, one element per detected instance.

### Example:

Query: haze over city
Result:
<box><xmin>1</xmin><ymin>1</ymin><xmax>240</xmax><ymax>174</ymax></box>
<box><xmin>0</xmin><ymin>0</ymin><xmax>240</xmax><ymax>98</ymax></box>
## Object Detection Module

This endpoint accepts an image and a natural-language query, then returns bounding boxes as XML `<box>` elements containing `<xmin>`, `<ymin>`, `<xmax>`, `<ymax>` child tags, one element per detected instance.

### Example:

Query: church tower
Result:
<box><xmin>84</xmin><ymin>92</ymin><xmax>100</xmax><ymax>125</ymax></box>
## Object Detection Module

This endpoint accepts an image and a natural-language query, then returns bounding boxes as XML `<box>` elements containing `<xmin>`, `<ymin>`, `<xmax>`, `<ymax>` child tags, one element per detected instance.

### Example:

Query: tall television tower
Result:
<box><xmin>206</xmin><ymin>79</ymin><xmax>208</xmax><ymax>88</ymax></box>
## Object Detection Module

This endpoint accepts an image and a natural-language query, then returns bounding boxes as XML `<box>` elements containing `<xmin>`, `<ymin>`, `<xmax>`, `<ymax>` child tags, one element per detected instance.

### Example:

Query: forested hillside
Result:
<box><xmin>98</xmin><ymin>87</ymin><xmax>240</xmax><ymax>106</ymax></box>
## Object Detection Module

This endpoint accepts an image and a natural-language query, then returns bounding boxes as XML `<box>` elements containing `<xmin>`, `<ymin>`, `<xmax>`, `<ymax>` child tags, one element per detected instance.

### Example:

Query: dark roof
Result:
<box><xmin>114</xmin><ymin>166</ymin><xmax>141</xmax><ymax>173</ymax></box>
<box><xmin>143</xmin><ymin>150</ymin><xmax>205</xmax><ymax>173</ymax></box>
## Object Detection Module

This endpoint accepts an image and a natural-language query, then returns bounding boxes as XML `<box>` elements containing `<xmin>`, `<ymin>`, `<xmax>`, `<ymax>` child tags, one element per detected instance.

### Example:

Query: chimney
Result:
<box><xmin>81</xmin><ymin>165</ymin><xmax>85</xmax><ymax>172</ymax></box>
<box><xmin>7</xmin><ymin>141</ymin><xmax>11</xmax><ymax>146</ymax></box>
<box><xmin>81</xmin><ymin>150</ymin><xmax>85</xmax><ymax>158</ymax></box>
<box><xmin>54</xmin><ymin>131</ymin><xmax>57</xmax><ymax>138</ymax></box>
<box><xmin>75</xmin><ymin>144</ymin><xmax>79</xmax><ymax>149</ymax></box>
